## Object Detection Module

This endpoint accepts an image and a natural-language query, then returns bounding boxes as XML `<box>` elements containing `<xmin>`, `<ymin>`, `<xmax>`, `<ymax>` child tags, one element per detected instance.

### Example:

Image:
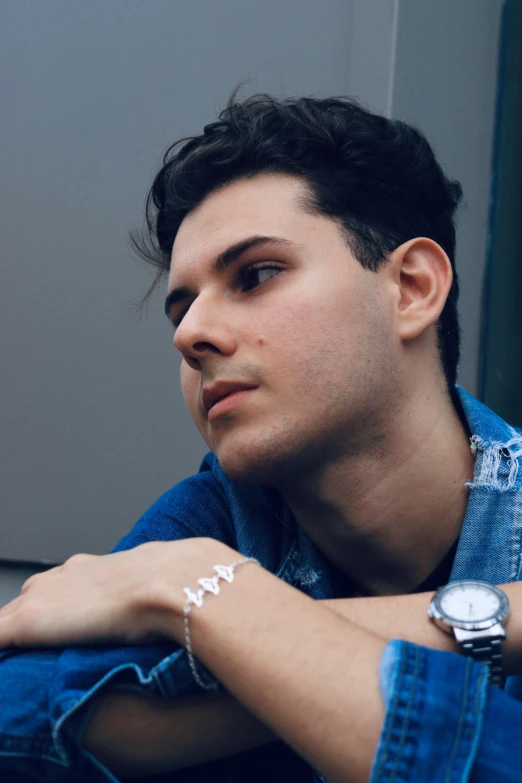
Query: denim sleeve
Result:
<box><xmin>369</xmin><ymin>640</ymin><xmax>522</xmax><ymax>783</ymax></box>
<box><xmin>0</xmin><ymin>457</ymin><xmax>237</xmax><ymax>781</ymax></box>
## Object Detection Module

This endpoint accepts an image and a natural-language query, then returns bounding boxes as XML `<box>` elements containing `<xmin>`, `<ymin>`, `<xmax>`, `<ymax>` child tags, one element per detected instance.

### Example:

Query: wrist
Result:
<box><xmin>427</xmin><ymin>581</ymin><xmax>522</xmax><ymax>678</ymax></box>
<box><xmin>183</xmin><ymin>555</ymin><xmax>263</xmax><ymax>690</ymax></box>
<box><xmin>146</xmin><ymin>538</ymin><xmax>243</xmax><ymax>641</ymax></box>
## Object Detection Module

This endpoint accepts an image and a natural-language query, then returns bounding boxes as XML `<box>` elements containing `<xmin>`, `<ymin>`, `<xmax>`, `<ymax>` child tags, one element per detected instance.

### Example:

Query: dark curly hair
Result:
<box><xmin>130</xmin><ymin>85</ymin><xmax>464</xmax><ymax>392</ymax></box>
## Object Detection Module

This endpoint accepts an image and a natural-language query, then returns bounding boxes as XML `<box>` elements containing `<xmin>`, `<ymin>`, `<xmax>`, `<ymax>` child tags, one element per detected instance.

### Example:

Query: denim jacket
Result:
<box><xmin>1</xmin><ymin>386</ymin><xmax>521</xmax><ymax>782</ymax></box>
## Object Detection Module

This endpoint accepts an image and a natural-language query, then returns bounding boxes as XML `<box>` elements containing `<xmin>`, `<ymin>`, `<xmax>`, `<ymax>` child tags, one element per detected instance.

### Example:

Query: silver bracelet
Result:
<box><xmin>183</xmin><ymin>556</ymin><xmax>260</xmax><ymax>690</ymax></box>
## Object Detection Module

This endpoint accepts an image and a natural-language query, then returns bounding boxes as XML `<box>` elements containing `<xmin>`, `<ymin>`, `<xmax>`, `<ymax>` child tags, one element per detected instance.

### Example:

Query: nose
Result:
<box><xmin>173</xmin><ymin>294</ymin><xmax>237</xmax><ymax>370</ymax></box>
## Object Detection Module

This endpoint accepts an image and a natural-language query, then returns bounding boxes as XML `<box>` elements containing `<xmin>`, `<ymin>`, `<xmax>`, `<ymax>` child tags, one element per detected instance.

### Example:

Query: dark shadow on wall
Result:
<box><xmin>480</xmin><ymin>0</ymin><xmax>522</xmax><ymax>427</ymax></box>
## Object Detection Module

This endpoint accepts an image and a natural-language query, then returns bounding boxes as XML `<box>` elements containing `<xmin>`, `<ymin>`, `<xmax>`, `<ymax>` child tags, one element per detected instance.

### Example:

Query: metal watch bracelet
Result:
<box><xmin>458</xmin><ymin>635</ymin><xmax>506</xmax><ymax>687</ymax></box>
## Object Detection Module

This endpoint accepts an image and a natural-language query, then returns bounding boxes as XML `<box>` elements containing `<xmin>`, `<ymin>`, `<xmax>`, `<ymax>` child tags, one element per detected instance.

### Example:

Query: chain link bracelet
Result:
<box><xmin>183</xmin><ymin>556</ymin><xmax>261</xmax><ymax>690</ymax></box>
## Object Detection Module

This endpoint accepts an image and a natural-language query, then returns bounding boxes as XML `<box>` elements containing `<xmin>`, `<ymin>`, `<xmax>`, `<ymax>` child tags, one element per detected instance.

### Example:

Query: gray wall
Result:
<box><xmin>1</xmin><ymin>0</ymin><xmax>502</xmax><ymax>566</ymax></box>
<box><xmin>392</xmin><ymin>0</ymin><xmax>503</xmax><ymax>397</ymax></box>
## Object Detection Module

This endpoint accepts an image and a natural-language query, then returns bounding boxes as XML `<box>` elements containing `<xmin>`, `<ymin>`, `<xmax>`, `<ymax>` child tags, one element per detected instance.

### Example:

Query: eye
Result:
<box><xmin>241</xmin><ymin>262</ymin><xmax>283</xmax><ymax>292</ymax></box>
<box><xmin>170</xmin><ymin>310</ymin><xmax>188</xmax><ymax>331</ymax></box>
<box><xmin>169</xmin><ymin>262</ymin><xmax>283</xmax><ymax>331</ymax></box>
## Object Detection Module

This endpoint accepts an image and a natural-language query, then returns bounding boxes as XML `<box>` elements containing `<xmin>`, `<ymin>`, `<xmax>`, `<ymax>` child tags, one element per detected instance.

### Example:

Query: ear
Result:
<box><xmin>387</xmin><ymin>237</ymin><xmax>453</xmax><ymax>342</ymax></box>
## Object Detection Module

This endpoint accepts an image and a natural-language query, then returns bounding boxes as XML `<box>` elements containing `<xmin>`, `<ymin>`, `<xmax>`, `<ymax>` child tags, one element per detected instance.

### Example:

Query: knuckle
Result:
<box><xmin>20</xmin><ymin>575</ymin><xmax>38</xmax><ymax>593</ymax></box>
<box><xmin>66</xmin><ymin>553</ymin><xmax>91</xmax><ymax>565</ymax></box>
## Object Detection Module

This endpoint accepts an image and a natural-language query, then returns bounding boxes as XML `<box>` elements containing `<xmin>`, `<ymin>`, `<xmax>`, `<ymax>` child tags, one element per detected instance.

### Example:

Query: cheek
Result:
<box><xmin>179</xmin><ymin>361</ymin><xmax>199</xmax><ymax>413</ymax></box>
<box><xmin>263</xmin><ymin>293</ymin><xmax>342</xmax><ymax>364</ymax></box>
<box><xmin>264</xmin><ymin>284</ymin><xmax>385</xmax><ymax>384</ymax></box>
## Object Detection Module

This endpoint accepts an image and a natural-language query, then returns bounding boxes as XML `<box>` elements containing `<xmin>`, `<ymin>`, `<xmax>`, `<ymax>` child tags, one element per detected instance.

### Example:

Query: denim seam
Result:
<box><xmin>388</xmin><ymin>644</ymin><xmax>420</xmax><ymax>782</ymax></box>
<box><xmin>371</xmin><ymin>641</ymin><xmax>417</xmax><ymax>783</ymax></box>
<box><xmin>443</xmin><ymin>658</ymin><xmax>472</xmax><ymax>783</ymax></box>
<box><xmin>510</xmin><ymin>489</ymin><xmax>522</xmax><ymax>580</ymax></box>
<box><xmin>461</xmin><ymin>666</ymin><xmax>489</xmax><ymax>782</ymax></box>
<box><xmin>0</xmin><ymin>733</ymin><xmax>64</xmax><ymax>766</ymax></box>
<box><xmin>0</xmin><ymin>748</ymin><xmax>67</xmax><ymax>768</ymax></box>
<box><xmin>371</xmin><ymin>647</ymin><xmax>405</xmax><ymax>780</ymax></box>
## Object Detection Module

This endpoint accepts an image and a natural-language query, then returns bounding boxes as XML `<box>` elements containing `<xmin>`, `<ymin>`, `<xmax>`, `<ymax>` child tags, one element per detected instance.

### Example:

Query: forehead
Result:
<box><xmin>168</xmin><ymin>174</ymin><xmax>328</xmax><ymax>283</ymax></box>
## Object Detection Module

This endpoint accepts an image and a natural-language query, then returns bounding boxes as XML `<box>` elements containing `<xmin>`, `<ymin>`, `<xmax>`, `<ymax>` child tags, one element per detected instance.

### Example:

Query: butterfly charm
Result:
<box><xmin>213</xmin><ymin>564</ymin><xmax>235</xmax><ymax>583</ymax></box>
<box><xmin>183</xmin><ymin>587</ymin><xmax>205</xmax><ymax>608</ymax></box>
<box><xmin>197</xmin><ymin>576</ymin><xmax>221</xmax><ymax>595</ymax></box>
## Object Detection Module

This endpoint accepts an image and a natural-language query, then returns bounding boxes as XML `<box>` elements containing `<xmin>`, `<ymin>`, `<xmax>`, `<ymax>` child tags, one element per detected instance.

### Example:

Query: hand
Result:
<box><xmin>0</xmin><ymin>538</ymin><xmax>240</xmax><ymax>649</ymax></box>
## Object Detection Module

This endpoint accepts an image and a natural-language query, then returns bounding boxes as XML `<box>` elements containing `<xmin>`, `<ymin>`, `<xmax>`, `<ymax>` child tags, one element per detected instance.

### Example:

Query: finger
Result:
<box><xmin>0</xmin><ymin>603</ymin><xmax>37</xmax><ymax>648</ymax></box>
<box><xmin>0</xmin><ymin>601</ymin><xmax>60</xmax><ymax>648</ymax></box>
<box><xmin>0</xmin><ymin>597</ymin><xmax>21</xmax><ymax>618</ymax></box>
<box><xmin>0</xmin><ymin>614</ymin><xmax>15</xmax><ymax>647</ymax></box>
<box><xmin>0</xmin><ymin>599</ymin><xmax>21</xmax><ymax>647</ymax></box>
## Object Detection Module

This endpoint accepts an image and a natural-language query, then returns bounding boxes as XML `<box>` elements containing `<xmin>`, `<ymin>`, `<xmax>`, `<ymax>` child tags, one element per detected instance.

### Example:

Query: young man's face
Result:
<box><xmin>167</xmin><ymin>173</ymin><xmax>400</xmax><ymax>484</ymax></box>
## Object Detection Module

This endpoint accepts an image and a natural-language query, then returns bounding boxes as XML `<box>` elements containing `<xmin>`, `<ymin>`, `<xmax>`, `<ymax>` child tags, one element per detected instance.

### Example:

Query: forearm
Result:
<box><xmin>82</xmin><ymin>579</ymin><xmax>522</xmax><ymax>780</ymax></box>
<box><xmin>322</xmin><ymin>580</ymin><xmax>522</xmax><ymax>677</ymax></box>
<box><xmin>82</xmin><ymin>686</ymin><xmax>277</xmax><ymax>779</ymax></box>
<box><xmin>83</xmin><ymin>568</ymin><xmax>386</xmax><ymax>783</ymax></box>
<box><xmin>185</xmin><ymin>565</ymin><xmax>386</xmax><ymax>783</ymax></box>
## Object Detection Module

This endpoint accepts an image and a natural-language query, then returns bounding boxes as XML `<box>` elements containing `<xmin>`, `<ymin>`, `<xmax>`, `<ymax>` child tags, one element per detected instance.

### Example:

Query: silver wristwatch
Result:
<box><xmin>428</xmin><ymin>580</ymin><xmax>510</xmax><ymax>687</ymax></box>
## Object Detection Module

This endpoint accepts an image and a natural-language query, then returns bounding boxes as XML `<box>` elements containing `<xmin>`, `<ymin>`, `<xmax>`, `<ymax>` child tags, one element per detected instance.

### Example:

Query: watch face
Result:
<box><xmin>438</xmin><ymin>582</ymin><xmax>504</xmax><ymax>623</ymax></box>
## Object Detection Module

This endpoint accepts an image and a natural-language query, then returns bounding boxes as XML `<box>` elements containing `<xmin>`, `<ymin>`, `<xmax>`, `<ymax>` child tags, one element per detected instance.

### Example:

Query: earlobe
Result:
<box><xmin>393</xmin><ymin>238</ymin><xmax>453</xmax><ymax>342</ymax></box>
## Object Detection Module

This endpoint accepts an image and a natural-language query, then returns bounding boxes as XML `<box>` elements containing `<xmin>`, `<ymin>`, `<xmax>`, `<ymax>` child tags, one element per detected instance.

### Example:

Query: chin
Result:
<box><xmin>215</xmin><ymin>449</ymin><xmax>284</xmax><ymax>486</ymax></box>
<box><xmin>211</xmin><ymin>426</ymin><xmax>313</xmax><ymax>486</ymax></box>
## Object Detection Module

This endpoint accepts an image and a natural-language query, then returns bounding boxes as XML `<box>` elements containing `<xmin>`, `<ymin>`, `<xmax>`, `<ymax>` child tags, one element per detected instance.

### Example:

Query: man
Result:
<box><xmin>0</xmin><ymin>91</ymin><xmax>521</xmax><ymax>783</ymax></box>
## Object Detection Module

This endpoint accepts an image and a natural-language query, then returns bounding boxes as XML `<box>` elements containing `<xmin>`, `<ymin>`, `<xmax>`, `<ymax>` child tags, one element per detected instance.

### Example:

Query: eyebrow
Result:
<box><xmin>164</xmin><ymin>234</ymin><xmax>298</xmax><ymax>320</ymax></box>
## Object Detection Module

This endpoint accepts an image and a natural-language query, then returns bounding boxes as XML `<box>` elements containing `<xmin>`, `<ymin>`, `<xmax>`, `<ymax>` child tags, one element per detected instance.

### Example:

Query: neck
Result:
<box><xmin>277</xmin><ymin>386</ymin><xmax>475</xmax><ymax>596</ymax></box>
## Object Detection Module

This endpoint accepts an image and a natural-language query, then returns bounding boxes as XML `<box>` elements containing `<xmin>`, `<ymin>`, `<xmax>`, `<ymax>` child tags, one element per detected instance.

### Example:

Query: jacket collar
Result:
<box><xmin>450</xmin><ymin>386</ymin><xmax>522</xmax><ymax>583</ymax></box>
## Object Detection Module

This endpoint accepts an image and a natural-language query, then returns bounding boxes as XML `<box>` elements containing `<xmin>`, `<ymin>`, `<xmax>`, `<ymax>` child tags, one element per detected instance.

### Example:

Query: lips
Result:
<box><xmin>202</xmin><ymin>381</ymin><xmax>258</xmax><ymax>414</ymax></box>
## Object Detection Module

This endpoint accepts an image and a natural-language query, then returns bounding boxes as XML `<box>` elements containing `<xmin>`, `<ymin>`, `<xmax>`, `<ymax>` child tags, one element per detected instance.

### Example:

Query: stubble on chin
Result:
<box><xmin>209</xmin><ymin>412</ymin><xmax>338</xmax><ymax>487</ymax></box>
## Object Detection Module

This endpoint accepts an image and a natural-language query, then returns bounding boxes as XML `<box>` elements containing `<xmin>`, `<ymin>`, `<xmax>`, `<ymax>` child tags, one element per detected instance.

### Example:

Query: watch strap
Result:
<box><xmin>459</xmin><ymin>637</ymin><xmax>505</xmax><ymax>687</ymax></box>
<box><xmin>454</xmin><ymin>623</ymin><xmax>506</xmax><ymax>688</ymax></box>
